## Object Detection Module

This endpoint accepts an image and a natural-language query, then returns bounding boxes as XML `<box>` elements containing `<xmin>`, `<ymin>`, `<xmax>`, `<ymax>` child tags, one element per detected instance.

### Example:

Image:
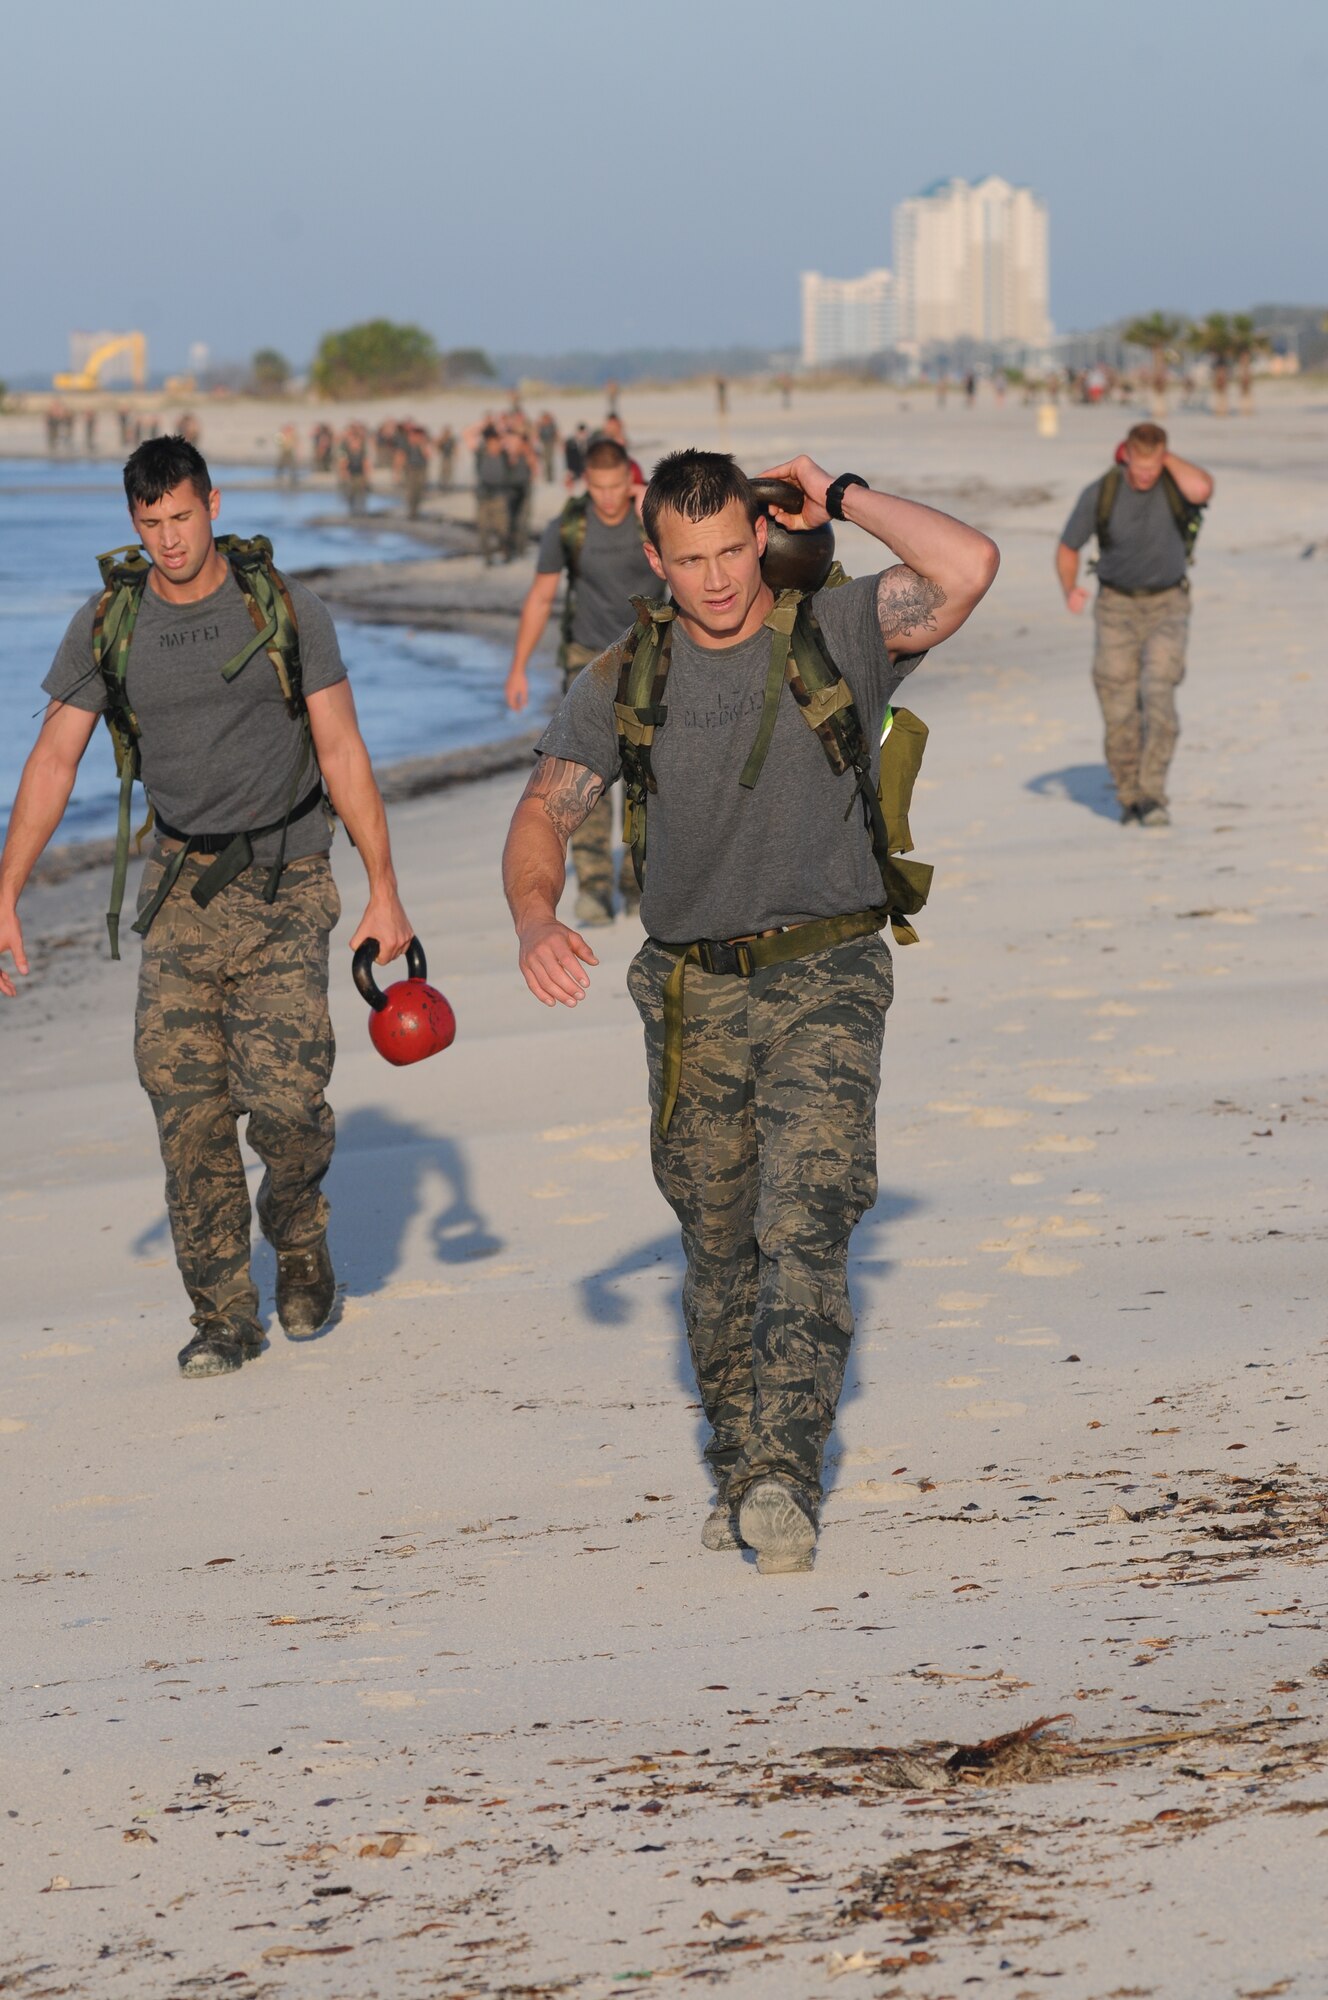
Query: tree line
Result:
<box><xmin>248</xmin><ymin>322</ymin><xmax>496</xmax><ymax>400</ymax></box>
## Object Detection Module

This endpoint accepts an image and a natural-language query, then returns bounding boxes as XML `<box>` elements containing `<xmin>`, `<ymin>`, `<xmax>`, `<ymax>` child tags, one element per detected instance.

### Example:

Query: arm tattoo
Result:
<box><xmin>524</xmin><ymin>757</ymin><xmax>606</xmax><ymax>842</ymax></box>
<box><xmin>876</xmin><ymin>564</ymin><xmax>946</xmax><ymax>644</ymax></box>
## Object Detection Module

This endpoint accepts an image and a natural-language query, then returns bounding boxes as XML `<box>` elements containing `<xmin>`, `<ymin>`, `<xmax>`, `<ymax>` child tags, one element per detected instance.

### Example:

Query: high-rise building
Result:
<box><xmin>892</xmin><ymin>176</ymin><xmax>1050</xmax><ymax>351</ymax></box>
<box><xmin>800</xmin><ymin>268</ymin><xmax>896</xmax><ymax>369</ymax></box>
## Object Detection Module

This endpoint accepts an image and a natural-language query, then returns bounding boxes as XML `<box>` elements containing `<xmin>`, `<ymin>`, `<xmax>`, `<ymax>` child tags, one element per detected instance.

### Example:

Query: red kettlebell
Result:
<box><xmin>352</xmin><ymin>935</ymin><xmax>456</xmax><ymax>1066</ymax></box>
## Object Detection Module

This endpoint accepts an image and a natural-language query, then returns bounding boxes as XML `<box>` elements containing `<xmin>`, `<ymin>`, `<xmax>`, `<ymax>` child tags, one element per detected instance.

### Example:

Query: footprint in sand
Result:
<box><xmin>1009</xmin><ymin>1171</ymin><xmax>1044</xmax><ymax>1185</ymax></box>
<box><xmin>358</xmin><ymin>1691</ymin><xmax>418</xmax><ymax>1710</ymax></box>
<box><xmin>936</xmin><ymin>1292</ymin><xmax>992</xmax><ymax>1312</ymax></box>
<box><xmin>952</xmin><ymin>1399</ymin><xmax>1027</xmax><ymax>1421</ymax></box>
<box><xmin>1003</xmin><ymin>1248</ymin><xmax>1082</xmax><ymax>1277</ymax></box>
<box><xmin>848</xmin><ymin>1479</ymin><xmax>921</xmax><ymax>1501</ymax></box>
<box><xmin>1028</xmin><ymin>1134</ymin><xmax>1096</xmax><ymax>1154</ymax></box>
<box><xmin>1026</xmin><ymin>1086</ymin><xmax>1092</xmax><ymax>1104</ymax></box>
<box><xmin>22</xmin><ymin>1342</ymin><xmax>93</xmax><ymax>1360</ymax></box>
<box><xmin>56</xmin><ymin>1493</ymin><xmax>153</xmax><ymax>1510</ymax></box>
<box><xmin>995</xmin><ymin>1334</ymin><xmax>1058</xmax><ymax>1347</ymax></box>
<box><xmin>0</xmin><ymin>1417</ymin><xmax>29</xmax><ymax>1434</ymax></box>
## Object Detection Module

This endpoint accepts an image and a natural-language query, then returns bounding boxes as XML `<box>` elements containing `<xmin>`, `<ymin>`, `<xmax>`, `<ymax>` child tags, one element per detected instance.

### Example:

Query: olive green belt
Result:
<box><xmin>650</xmin><ymin>906</ymin><xmax>887</xmax><ymax>1139</ymax></box>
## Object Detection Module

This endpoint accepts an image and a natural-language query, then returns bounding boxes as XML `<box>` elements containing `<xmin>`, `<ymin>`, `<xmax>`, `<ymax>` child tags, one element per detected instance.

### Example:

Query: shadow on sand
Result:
<box><xmin>1027</xmin><ymin>762</ymin><xmax>1119</xmax><ymax>821</ymax></box>
<box><xmin>577</xmin><ymin>1182</ymin><xmax>924</xmax><ymax>1497</ymax></box>
<box><xmin>130</xmin><ymin>1105</ymin><xmax>502</xmax><ymax>1326</ymax></box>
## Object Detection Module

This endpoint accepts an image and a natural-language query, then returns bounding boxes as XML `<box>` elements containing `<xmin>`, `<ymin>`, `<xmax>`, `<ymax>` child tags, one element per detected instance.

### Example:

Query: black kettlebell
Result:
<box><xmin>749</xmin><ymin>476</ymin><xmax>836</xmax><ymax>595</ymax></box>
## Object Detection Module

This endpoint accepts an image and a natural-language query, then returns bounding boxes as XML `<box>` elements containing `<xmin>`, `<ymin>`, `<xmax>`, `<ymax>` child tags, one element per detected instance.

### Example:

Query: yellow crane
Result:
<box><xmin>54</xmin><ymin>331</ymin><xmax>147</xmax><ymax>393</ymax></box>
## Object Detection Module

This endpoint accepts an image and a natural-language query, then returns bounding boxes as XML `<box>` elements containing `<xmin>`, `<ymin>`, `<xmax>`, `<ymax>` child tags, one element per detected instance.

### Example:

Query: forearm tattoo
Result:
<box><xmin>877</xmin><ymin>564</ymin><xmax>946</xmax><ymax>643</ymax></box>
<box><xmin>524</xmin><ymin>757</ymin><xmax>606</xmax><ymax>842</ymax></box>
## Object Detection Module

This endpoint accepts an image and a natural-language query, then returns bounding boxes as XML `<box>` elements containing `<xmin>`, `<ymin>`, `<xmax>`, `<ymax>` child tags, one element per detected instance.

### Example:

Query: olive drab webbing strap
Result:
<box><xmin>1094</xmin><ymin>465</ymin><xmax>1205</xmax><ymax>566</ymax></box>
<box><xmin>93</xmin><ymin>535</ymin><xmax>310</xmax><ymax>956</ymax></box>
<box><xmin>557</xmin><ymin>496</ymin><xmax>591</xmax><ymax>669</ymax></box>
<box><xmin>613</xmin><ymin>595</ymin><xmax>676</xmax><ymax>889</ymax></box>
<box><xmin>91</xmin><ymin>545</ymin><xmax>155</xmax><ymax>959</ymax></box>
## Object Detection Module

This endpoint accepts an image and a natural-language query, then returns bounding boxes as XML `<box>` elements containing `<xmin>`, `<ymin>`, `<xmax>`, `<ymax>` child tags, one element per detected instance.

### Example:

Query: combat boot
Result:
<box><xmin>178</xmin><ymin>1315</ymin><xmax>264</xmax><ymax>1379</ymax></box>
<box><xmin>700</xmin><ymin>1499</ymin><xmax>743</xmax><ymax>1552</ymax></box>
<box><xmin>276</xmin><ymin>1240</ymin><xmax>337</xmax><ymax>1339</ymax></box>
<box><xmin>738</xmin><ymin>1479</ymin><xmax>818</xmax><ymax>1575</ymax></box>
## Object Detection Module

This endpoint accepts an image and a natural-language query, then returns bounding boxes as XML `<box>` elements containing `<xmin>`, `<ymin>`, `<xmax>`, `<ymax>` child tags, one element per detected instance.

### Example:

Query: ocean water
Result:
<box><xmin>0</xmin><ymin>461</ymin><xmax>535</xmax><ymax>843</ymax></box>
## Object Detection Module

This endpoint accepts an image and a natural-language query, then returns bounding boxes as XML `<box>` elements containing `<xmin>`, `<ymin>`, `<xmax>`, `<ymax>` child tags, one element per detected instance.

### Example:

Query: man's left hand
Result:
<box><xmin>756</xmin><ymin>454</ymin><xmax>836</xmax><ymax>529</ymax></box>
<box><xmin>350</xmin><ymin>890</ymin><xmax>414</xmax><ymax>963</ymax></box>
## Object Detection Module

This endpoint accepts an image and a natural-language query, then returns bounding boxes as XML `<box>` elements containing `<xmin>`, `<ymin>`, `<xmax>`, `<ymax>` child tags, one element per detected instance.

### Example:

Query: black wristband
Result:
<box><xmin>825</xmin><ymin>472</ymin><xmax>868</xmax><ymax>521</ymax></box>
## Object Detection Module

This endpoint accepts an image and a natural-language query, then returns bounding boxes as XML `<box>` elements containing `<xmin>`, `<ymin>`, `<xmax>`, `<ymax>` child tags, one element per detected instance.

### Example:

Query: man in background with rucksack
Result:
<box><xmin>504</xmin><ymin>435</ymin><xmax>654</xmax><ymax>925</ymax></box>
<box><xmin>1056</xmin><ymin>422</ymin><xmax>1214</xmax><ymax>828</ymax></box>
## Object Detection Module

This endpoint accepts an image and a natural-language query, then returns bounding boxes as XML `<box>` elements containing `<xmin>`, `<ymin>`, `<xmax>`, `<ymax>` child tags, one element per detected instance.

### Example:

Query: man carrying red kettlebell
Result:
<box><xmin>1056</xmin><ymin>423</ymin><xmax>1214</xmax><ymax>827</ymax></box>
<box><xmin>0</xmin><ymin>436</ymin><xmax>414</xmax><ymax>1379</ymax></box>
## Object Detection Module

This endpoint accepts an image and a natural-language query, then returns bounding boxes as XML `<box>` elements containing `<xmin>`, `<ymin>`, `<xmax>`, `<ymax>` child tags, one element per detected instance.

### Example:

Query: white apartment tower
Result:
<box><xmin>893</xmin><ymin>176</ymin><xmax>1050</xmax><ymax>349</ymax></box>
<box><xmin>800</xmin><ymin>268</ymin><xmax>896</xmax><ymax>369</ymax></box>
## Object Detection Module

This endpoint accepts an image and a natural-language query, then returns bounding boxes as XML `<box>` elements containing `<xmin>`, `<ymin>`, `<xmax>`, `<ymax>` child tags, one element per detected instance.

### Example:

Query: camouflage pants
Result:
<box><xmin>627</xmin><ymin>933</ymin><xmax>892</xmax><ymax>1508</ymax></box>
<box><xmin>403</xmin><ymin>466</ymin><xmax>426</xmax><ymax>519</ymax></box>
<box><xmin>1092</xmin><ymin>584</ymin><xmax>1190</xmax><ymax>809</ymax></box>
<box><xmin>563</xmin><ymin>648</ymin><xmax>635</xmax><ymax>902</ymax></box>
<box><xmin>476</xmin><ymin>493</ymin><xmax>510</xmax><ymax>563</ymax></box>
<box><xmin>133</xmin><ymin>850</ymin><xmax>340</xmax><ymax>1328</ymax></box>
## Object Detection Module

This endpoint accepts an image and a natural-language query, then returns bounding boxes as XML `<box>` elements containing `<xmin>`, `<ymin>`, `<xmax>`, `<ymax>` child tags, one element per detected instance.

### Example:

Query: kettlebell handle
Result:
<box><xmin>352</xmin><ymin>935</ymin><xmax>427</xmax><ymax>1010</ymax></box>
<box><xmin>748</xmin><ymin>475</ymin><xmax>804</xmax><ymax>515</ymax></box>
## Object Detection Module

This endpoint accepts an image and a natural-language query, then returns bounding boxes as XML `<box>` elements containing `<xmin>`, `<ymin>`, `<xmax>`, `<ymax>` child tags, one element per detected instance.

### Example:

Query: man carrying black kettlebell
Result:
<box><xmin>502</xmin><ymin>448</ymin><xmax>998</xmax><ymax>1574</ymax></box>
<box><xmin>0</xmin><ymin>435</ymin><xmax>414</xmax><ymax>1379</ymax></box>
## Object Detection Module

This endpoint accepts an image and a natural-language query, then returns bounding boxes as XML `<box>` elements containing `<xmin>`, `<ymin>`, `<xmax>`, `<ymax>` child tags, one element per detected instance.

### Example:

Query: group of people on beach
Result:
<box><xmin>0</xmin><ymin>406</ymin><xmax>1212</xmax><ymax>1578</ymax></box>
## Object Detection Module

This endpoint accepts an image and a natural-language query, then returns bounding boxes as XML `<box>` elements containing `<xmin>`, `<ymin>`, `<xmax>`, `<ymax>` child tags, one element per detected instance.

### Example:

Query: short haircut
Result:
<box><xmin>1126</xmin><ymin>421</ymin><xmax>1168</xmax><ymax>453</ymax></box>
<box><xmin>642</xmin><ymin>448</ymin><xmax>757</xmax><ymax>548</ymax></box>
<box><xmin>124</xmin><ymin>435</ymin><xmax>212</xmax><ymax>509</ymax></box>
<box><xmin>583</xmin><ymin>436</ymin><xmax>629</xmax><ymax>472</ymax></box>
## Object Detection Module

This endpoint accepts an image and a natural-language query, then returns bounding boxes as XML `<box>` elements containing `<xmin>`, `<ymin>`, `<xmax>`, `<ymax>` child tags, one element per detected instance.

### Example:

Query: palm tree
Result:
<box><xmin>1230</xmin><ymin>314</ymin><xmax>1271</xmax><ymax>415</ymax></box>
<box><xmin>1123</xmin><ymin>313</ymin><xmax>1187</xmax><ymax>417</ymax></box>
<box><xmin>1189</xmin><ymin>313</ymin><xmax>1237</xmax><ymax>416</ymax></box>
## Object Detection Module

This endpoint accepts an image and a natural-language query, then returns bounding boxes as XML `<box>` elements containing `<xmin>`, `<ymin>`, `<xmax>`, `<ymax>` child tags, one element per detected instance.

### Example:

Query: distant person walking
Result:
<box><xmin>437</xmin><ymin>425</ymin><xmax>457</xmax><ymax>491</ymax></box>
<box><xmin>338</xmin><ymin>423</ymin><xmax>371</xmax><ymax>514</ymax></box>
<box><xmin>276</xmin><ymin>422</ymin><xmax>299</xmax><ymax>488</ymax></box>
<box><xmin>398</xmin><ymin>422</ymin><xmax>429</xmax><ymax>520</ymax></box>
<box><xmin>474</xmin><ymin>426</ymin><xmax>516</xmax><ymax>565</ymax></box>
<box><xmin>537</xmin><ymin>411</ymin><xmax>559</xmax><ymax>484</ymax></box>
<box><xmin>564</xmin><ymin>422</ymin><xmax>591</xmax><ymax>487</ymax></box>
<box><xmin>1056</xmin><ymin>423</ymin><xmax>1214</xmax><ymax>827</ymax></box>
<box><xmin>504</xmin><ymin>436</ymin><xmax>653</xmax><ymax>925</ymax></box>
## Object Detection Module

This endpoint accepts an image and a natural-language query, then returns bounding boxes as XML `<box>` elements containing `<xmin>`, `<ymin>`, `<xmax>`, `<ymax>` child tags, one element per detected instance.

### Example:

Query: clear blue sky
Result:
<box><xmin>2</xmin><ymin>0</ymin><xmax>1322</xmax><ymax>376</ymax></box>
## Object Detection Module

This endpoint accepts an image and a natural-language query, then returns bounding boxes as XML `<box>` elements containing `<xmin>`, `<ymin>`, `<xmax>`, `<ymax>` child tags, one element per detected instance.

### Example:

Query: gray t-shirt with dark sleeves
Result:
<box><xmin>1060</xmin><ymin>472</ymin><xmax>1188</xmax><ymax>592</ymax></box>
<box><xmin>43</xmin><ymin>562</ymin><xmax>347</xmax><ymax>865</ymax></box>
<box><xmin>534</xmin><ymin>573</ymin><xmax>925</xmax><ymax>941</ymax></box>
<box><xmin>536</xmin><ymin>504</ymin><xmax>659</xmax><ymax>655</ymax></box>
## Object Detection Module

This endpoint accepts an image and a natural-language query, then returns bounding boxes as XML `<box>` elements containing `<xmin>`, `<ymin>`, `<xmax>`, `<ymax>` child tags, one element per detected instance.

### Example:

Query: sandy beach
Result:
<box><xmin>3</xmin><ymin>383</ymin><xmax>1326</xmax><ymax>1999</ymax></box>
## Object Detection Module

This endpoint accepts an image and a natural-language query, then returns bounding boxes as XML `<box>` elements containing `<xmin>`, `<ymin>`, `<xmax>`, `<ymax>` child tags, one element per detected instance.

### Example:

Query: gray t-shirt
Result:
<box><xmin>536</xmin><ymin>505</ymin><xmax>658</xmax><ymax>654</ymax></box>
<box><xmin>44</xmin><ymin>564</ymin><xmax>347</xmax><ymax>865</ymax></box>
<box><xmin>1061</xmin><ymin>472</ymin><xmax>1188</xmax><ymax>592</ymax></box>
<box><xmin>536</xmin><ymin>573</ymin><xmax>924</xmax><ymax>940</ymax></box>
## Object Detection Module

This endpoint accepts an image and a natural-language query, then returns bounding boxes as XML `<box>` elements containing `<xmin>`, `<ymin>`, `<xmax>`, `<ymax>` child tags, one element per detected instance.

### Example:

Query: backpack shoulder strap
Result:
<box><xmin>91</xmin><ymin>546</ymin><xmax>153</xmax><ymax>963</ymax></box>
<box><xmin>613</xmin><ymin>597</ymin><xmax>675</xmax><ymax>889</ymax></box>
<box><xmin>1095</xmin><ymin>467</ymin><xmax>1121</xmax><ymax>548</ymax></box>
<box><xmin>1159</xmin><ymin>466</ymin><xmax>1204</xmax><ymax>563</ymax></box>
<box><xmin>215</xmin><ymin>534</ymin><xmax>304</xmax><ymax>713</ymax></box>
<box><xmin>559</xmin><ymin>496</ymin><xmax>590</xmax><ymax>577</ymax></box>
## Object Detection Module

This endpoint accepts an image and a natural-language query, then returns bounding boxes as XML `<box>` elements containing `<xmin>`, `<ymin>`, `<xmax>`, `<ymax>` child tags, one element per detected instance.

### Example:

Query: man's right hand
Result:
<box><xmin>1065</xmin><ymin>586</ymin><xmax>1089</xmax><ymax>615</ymax></box>
<box><xmin>0</xmin><ymin>906</ymin><xmax>29</xmax><ymax>1000</ymax></box>
<box><xmin>505</xmin><ymin>664</ymin><xmax>529</xmax><ymax>712</ymax></box>
<box><xmin>517</xmin><ymin>917</ymin><xmax>599</xmax><ymax>1007</ymax></box>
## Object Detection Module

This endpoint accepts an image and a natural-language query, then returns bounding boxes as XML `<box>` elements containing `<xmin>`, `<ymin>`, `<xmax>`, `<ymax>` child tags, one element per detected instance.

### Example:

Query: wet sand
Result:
<box><xmin>3</xmin><ymin>384</ymin><xmax>1327</xmax><ymax>1998</ymax></box>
